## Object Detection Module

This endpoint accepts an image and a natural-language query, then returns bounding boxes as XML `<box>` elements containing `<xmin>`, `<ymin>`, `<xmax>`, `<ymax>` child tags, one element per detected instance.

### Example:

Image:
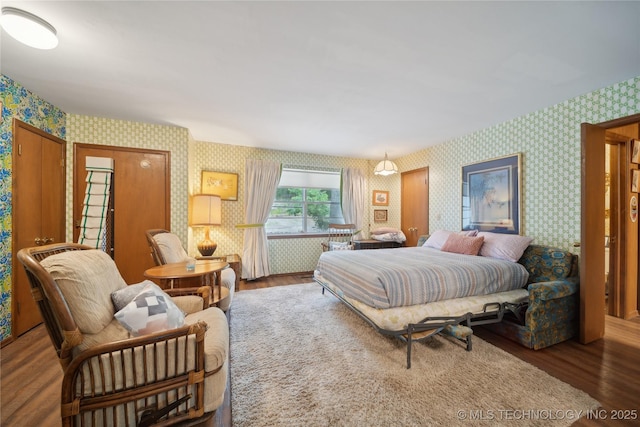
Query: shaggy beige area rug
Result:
<box><xmin>230</xmin><ymin>283</ymin><xmax>598</xmax><ymax>426</ymax></box>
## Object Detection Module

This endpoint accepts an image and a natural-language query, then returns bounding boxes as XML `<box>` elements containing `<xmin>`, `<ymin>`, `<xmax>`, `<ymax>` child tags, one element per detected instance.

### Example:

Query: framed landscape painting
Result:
<box><xmin>201</xmin><ymin>171</ymin><xmax>238</xmax><ymax>201</ymax></box>
<box><xmin>461</xmin><ymin>153</ymin><xmax>522</xmax><ymax>234</ymax></box>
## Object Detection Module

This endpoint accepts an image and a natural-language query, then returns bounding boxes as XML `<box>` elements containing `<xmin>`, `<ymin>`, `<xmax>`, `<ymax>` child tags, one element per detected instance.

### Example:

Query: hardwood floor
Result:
<box><xmin>2</xmin><ymin>273</ymin><xmax>639</xmax><ymax>426</ymax></box>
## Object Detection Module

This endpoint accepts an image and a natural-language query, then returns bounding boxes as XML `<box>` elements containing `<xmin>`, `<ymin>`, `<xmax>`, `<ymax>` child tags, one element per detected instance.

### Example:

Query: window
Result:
<box><xmin>266</xmin><ymin>168</ymin><xmax>344</xmax><ymax>235</ymax></box>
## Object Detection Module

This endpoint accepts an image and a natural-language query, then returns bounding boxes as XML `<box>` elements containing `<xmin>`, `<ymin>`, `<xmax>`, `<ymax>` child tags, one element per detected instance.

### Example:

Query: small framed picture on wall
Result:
<box><xmin>372</xmin><ymin>190</ymin><xmax>389</xmax><ymax>206</ymax></box>
<box><xmin>632</xmin><ymin>169</ymin><xmax>640</xmax><ymax>193</ymax></box>
<box><xmin>201</xmin><ymin>171</ymin><xmax>238</xmax><ymax>201</ymax></box>
<box><xmin>373</xmin><ymin>209</ymin><xmax>388</xmax><ymax>222</ymax></box>
<box><xmin>632</xmin><ymin>139</ymin><xmax>640</xmax><ymax>164</ymax></box>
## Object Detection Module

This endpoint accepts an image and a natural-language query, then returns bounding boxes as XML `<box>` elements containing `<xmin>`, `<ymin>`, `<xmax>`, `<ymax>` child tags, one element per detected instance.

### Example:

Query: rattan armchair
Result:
<box><xmin>145</xmin><ymin>229</ymin><xmax>236</xmax><ymax>311</ymax></box>
<box><xmin>17</xmin><ymin>242</ymin><xmax>229</xmax><ymax>427</ymax></box>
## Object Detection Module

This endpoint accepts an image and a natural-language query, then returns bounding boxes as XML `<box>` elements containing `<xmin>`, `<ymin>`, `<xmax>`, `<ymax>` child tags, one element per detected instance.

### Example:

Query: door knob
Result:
<box><xmin>34</xmin><ymin>237</ymin><xmax>54</xmax><ymax>246</ymax></box>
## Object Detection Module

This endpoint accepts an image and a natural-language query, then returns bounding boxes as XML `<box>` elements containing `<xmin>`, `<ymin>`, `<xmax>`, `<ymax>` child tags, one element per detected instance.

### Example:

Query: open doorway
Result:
<box><xmin>581</xmin><ymin>113</ymin><xmax>640</xmax><ymax>344</ymax></box>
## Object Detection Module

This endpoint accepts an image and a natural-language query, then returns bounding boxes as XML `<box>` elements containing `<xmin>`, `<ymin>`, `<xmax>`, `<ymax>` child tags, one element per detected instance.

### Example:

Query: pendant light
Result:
<box><xmin>374</xmin><ymin>153</ymin><xmax>398</xmax><ymax>176</ymax></box>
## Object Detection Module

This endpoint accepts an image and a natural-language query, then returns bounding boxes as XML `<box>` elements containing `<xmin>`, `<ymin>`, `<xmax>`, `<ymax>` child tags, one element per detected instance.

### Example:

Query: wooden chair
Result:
<box><xmin>17</xmin><ymin>242</ymin><xmax>229</xmax><ymax>427</ymax></box>
<box><xmin>145</xmin><ymin>229</ymin><xmax>236</xmax><ymax>311</ymax></box>
<box><xmin>321</xmin><ymin>223</ymin><xmax>357</xmax><ymax>252</ymax></box>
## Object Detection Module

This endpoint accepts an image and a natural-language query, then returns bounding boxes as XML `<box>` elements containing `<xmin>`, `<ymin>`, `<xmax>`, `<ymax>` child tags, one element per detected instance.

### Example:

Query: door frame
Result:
<box><xmin>11</xmin><ymin>119</ymin><xmax>66</xmax><ymax>341</ymax></box>
<box><xmin>73</xmin><ymin>143</ymin><xmax>171</xmax><ymax>283</ymax></box>
<box><xmin>581</xmin><ymin>113</ymin><xmax>640</xmax><ymax>343</ymax></box>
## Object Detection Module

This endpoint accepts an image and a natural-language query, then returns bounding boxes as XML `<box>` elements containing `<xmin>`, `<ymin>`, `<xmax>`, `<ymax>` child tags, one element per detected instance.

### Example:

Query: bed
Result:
<box><xmin>314</xmin><ymin>241</ymin><xmax>531</xmax><ymax>367</ymax></box>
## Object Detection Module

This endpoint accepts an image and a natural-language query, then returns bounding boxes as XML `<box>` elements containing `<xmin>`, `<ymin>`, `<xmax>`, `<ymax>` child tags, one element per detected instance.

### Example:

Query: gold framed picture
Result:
<box><xmin>374</xmin><ymin>209</ymin><xmax>388</xmax><ymax>222</ymax></box>
<box><xmin>201</xmin><ymin>171</ymin><xmax>238</xmax><ymax>201</ymax></box>
<box><xmin>372</xmin><ymin>190</ymin><xmax>389</xmax><ymax>206</ymax></box>
<box><xmin>632</xmin><ymin>139</ymin><xmax>640</xmax><ymax>164</ymax></box>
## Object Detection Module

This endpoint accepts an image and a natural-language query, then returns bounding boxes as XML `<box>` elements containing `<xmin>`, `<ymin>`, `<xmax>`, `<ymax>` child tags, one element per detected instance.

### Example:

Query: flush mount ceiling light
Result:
<box><xmin>374</xmin><ymin>153</ymin><xmax>398</xmax><ymax>176</ymax></box>
<box><xmin>1</xmin><ymin>7</ymin><xmax>58</xmax><ymax>49</ymax></box>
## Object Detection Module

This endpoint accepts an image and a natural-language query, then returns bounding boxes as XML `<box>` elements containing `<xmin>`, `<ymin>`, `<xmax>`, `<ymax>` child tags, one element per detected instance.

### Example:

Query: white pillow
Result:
<box><xmin>153</xmin><ymin>233</ymin><xmax>189</xmax><ymax>263</ymax></box>
<box><xmin>114</xmin><ymin>282</ymin><xmax>185</xmax><ymax>337</ymax></box>
<box><xmin>423</xmin><ymin>230</ymin><xmax>479</xmax><ymax>249</ymax></box>
<box><xmin>422</xmin><ymin>230</ymin><xmax>453</xmax><ymax>249</ymax></box>
<box><xmin>41</xmin><ymin>249</ymin><xmax>127</xmax><ymax>334</ymax></box>
<box><xmin>370</xmin><ymin>227</ymin><xmax>400</xmax><ymax>235</ymax></box>
<box><xmin>477</xmin><ymin>232</ymin><xmax>533</xmax><ymax>262</ymax></box>
<box><xmin>371</xmin><ymin>231</ymin><xmax>407</xmax><ymax>243</ymax></box>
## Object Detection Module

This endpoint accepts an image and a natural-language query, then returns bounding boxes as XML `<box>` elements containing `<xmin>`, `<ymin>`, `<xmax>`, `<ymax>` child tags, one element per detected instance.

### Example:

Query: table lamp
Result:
<box><xmin>191</xmin><ymin>194</ymin><xmax>222</xmax><ymax>256</ymax></box>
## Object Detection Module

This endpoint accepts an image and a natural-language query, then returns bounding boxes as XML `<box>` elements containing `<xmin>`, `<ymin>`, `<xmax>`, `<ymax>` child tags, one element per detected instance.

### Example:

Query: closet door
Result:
<box><xmin>401</xmin><ymin>167</ymin><xmax>429</xmax><ymax>247</ymax></box>
<box><xmin>12</xmin><ymin>120</ymin><xmax>66</xmax><ymax>337</ymax></box>
<box><xmin>74</xmin><ymin>144</ymin><xmax>170</xmax><ymax>283</ymax></box>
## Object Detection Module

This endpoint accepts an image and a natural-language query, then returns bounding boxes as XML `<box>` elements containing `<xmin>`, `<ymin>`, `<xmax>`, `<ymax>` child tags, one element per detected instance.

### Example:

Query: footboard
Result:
<box><xmin>315</xmin><ymin>276</ymin><xmax>512</xmax><ymax>368</ymax></box>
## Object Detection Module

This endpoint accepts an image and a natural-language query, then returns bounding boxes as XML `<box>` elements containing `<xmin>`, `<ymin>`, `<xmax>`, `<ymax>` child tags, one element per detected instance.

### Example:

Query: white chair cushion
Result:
<box><xmin>172</xmin><ymin>295</ymin><xmax>206</xmax><ymax>315</ymax></box>
<box><xmin>184</xmin><ymin>306</ymin><xmax>229</xmax><ymax>411</ymax></box>
<box><xmin>153</xmin><ymin>232</ymin><xmax>189</xmax><ymax>263</ymax></box>
<box><xmin>75</xmin><ymin>318</ymin><xmax>130</xmax><ymax>355</ymax></box>
<box><xmin>329</xmin><ymin>242</ymin><xmax>354</xmax><ymax>251</ymax></box>
<box><xmin>184</xmin><ymin>307</ymin><xmax>228</xmax><ymax>373</ymax></box>
<box><xmin>41</xmin><ymin>249</ymin><xmax>127</xmax><ymax>334</ymax></box>
<box><xmin>217</xmin><ymin>268</ymin><xmax>236</xmax><ymax>311</ymax></box>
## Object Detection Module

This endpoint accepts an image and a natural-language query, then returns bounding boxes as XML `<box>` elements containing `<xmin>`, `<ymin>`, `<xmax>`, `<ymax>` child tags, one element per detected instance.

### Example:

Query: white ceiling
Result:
<box><xmin>2</xmin><ymin>1</ymin><xmax>639</xmax><ymax>159</ymax></box>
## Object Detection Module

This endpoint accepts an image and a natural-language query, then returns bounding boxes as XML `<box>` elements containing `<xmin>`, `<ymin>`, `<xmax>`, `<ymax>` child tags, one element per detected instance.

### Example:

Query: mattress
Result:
<box><xmin>315</xmin><ymin>271</ymin><xmax>529</xmax><ymax>332</ymax></box>
<box><xmin>315</xmin><ymin>247</ymin><xmax>529</xmax><ymax>309</ymax></box>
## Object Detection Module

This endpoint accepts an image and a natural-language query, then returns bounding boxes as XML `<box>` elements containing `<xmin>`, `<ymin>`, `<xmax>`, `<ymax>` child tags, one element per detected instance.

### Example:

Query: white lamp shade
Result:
<box><xmin>1</xmin><ymin>7</ymin><xmax>58</xmax><ymax>49</ymax></box>
<box><xmin>374</xmin><ymin>153</ymin><xmax>398</xmax><ymax>176</ymax></box>
<box><xmin>191</xmin><ymin>194</ymin><xmax>222</xmax><ymax>226</ymax></box>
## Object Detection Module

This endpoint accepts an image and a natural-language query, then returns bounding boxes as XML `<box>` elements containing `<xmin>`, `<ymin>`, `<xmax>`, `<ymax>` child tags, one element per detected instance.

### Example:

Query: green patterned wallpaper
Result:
<box><xmin>0</xmin><ymin>74</ymin><xmax>67</xmax><ymax>340</ymax></box>
<box><xmin>397</xmin><ymin>76</ymin><xmax>640</xmax><ymax>252</ymax></box>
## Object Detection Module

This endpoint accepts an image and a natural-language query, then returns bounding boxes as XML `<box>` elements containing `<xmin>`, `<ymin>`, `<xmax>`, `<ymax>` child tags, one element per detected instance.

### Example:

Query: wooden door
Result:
<box><xmin>74</xmin><ymin>144</ymin><xmax>170</xmax><ymax>284</ymax></box>
<box><xmin>401</xmin><ymin>168</ymin><xmax>429</xmax><ymax>247</ymax></box>
<box><xmin>12</xmin><ymin>120</ymin><xmax>66</xmax><ymax>337</ymax></box>
<box><xmin>581</xmin><ymin>123</ymin><xmax>637</xmax><ymax>343</ymax></box>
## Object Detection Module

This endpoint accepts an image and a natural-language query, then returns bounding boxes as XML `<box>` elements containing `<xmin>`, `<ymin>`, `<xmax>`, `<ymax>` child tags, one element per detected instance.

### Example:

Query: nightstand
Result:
<box><xmin>352</xmin><ymin>240</ymin><xmax>403</xmax><ymax>250</ymax></box>
<box><xmin>196</xmin><ymin>254</ymin><xmax>241</xmax><ymax>287</ymax></box>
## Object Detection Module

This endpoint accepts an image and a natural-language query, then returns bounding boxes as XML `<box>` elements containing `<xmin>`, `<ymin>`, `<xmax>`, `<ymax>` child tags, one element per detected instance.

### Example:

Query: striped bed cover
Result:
<box><xmin>315</xmin><ymin>247</ymin><xmax>529</xmax><ymax>309</ymax></box>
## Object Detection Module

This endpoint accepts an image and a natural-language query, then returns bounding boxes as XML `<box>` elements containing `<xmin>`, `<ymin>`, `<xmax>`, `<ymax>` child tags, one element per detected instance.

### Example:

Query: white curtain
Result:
<box><xmin>341</xmin><ymin>167</ymin><xmax>366</xmax><ymax>239</ymax></box>
<box><xmin>240</xmin><ymin>159</ymin><xmax>281</xmax><ymax>280</ymax></box>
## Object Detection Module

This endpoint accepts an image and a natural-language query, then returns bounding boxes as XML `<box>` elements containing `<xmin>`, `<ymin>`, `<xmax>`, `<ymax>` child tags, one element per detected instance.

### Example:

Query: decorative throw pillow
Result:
<box><xmin>478</xmin><ymin>232</ymin><xmax>534</xmax><ymax>262</ymax></box>
<box><xmin>329</xmin><ymin>242</ymin><xmax>354</xmax><ymax>251</ymax></box>
<box><xmin>41</xmin><ymin>249</ymin><xmax>127</xmax><ymax>334</ymax></box>
<box><xmin>441</xmin><ymin>233</ymin><xmax>485</xmax><ymax>256</ymax></box>
<box><xmin>111</xmin><ymin>280</ymin><xmax>154</xmax><ymax>312</ymax></box>
<box><xmin>114</xmin><ymin>282</ymin><xmax>185</xmax><ymax>337</ymax></box>
<box><xmin>459</xmin><ymin>229</ymin><xmax>478</xmax><ymax>237</ymax></box>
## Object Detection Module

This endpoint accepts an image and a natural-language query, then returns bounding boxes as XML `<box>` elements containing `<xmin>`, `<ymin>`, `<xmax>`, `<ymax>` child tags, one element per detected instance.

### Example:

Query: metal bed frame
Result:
<box><xmin>316</xmin><ymin>277</ymin><xmax>521</xmax><ymax>368</ymax></box>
